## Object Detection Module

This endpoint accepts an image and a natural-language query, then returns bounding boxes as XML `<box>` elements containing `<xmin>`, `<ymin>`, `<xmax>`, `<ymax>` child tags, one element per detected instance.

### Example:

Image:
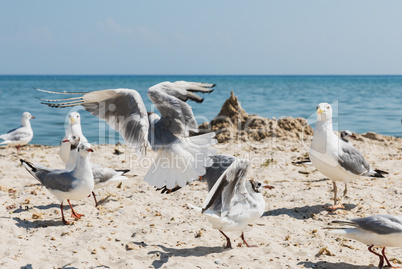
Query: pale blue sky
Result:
<box><xmin>1</xmin><ymin>1</ymin><xmax>402</xmax><ymax>75</ymax></box>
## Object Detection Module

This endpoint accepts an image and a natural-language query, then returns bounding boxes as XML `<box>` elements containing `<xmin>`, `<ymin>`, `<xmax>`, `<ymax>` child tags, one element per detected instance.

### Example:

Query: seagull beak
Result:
<box><xmin>62</xmin><ymin>139</ymin><xmax>70</xmax><ymax>143</ymax></box>
<box><xmin>87</xmin><ymin>148</ymin><xmax>94</xmax><ymax>152</ymax></box>
<box><xmin>31</xmin><ymin>116</ymin><xmax>35</xmax><ymax>119</ymax></box>
<box><xmin>263</xmin><ymin>184</ymin><xmax>275</xmax><ymax>190</ymax></box>
<box><xmin>350</xmin><ymin>134</ymin><xmax>356</xmax><ymax>139</ymax></box>
<box><xmin>317</xmin><ymin>108</ymin><xmax>324</xmax><ymax>114</ymax></box>
<box><xmin>70</xmin><ymin>118</ymin><xmax>74</xmax><ymax>123</ymax></box>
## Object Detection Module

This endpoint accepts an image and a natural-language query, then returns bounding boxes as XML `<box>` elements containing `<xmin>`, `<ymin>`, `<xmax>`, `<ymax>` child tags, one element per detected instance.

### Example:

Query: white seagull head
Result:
<box><xmin>68</xmin><ymin>112</ymin><xmax>81</xmax><ymax>125</ymax></box>
<box><xmin>21</xmin><ymin>112</ymin><xmax>35</xmax><ymax>125</ymax></box>
<box><xmin>316</xmin><ymin>103</ymin><xmax>332</xmax><ymax>121</ymax></box>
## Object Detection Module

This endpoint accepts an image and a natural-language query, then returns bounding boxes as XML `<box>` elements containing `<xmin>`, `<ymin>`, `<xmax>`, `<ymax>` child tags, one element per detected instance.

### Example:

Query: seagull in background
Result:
<box><xmin>327</xmin><ymin>214</ymin><xmax>402</xmax><ymax>268</ymax></box>
<box><xmin>309</xmin><ymin>103</ymin><xmax>387</xmax><ymax>210</ymax></box>
<box><xmin>340</xmin><ymin>130</ymin><xmax>356</xmax><ymax>143</ymax></box>
<box><xmin>63</xmin><ymin>134</ymin><xmax>130</xmax><ymax>206</ymax></box>
<box><xmin>36</xmin><ymin>81</ymin><xmax>216</xmax><ymax>190</ymax></box>
<box><xmin>59</xmin><ymin>111</ymin><xmax>88</xmax><ymax>163</ymax></box>
<box><xmin>21</xmin><ymin>142</ymin><xmax>94</xmax><ymax>225</ymax></box>
<box><xmin>0</xmin><ymin>112</ymin><xmax>34</xmax><ymax>154</ymax></box>
<box><xmin>189</xmin><ymin>158</ymin><xmax>274</xmax><ymax>248</ymax></box>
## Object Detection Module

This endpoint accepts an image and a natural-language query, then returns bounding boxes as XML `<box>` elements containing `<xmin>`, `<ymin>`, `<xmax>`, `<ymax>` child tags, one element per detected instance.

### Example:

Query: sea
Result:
<box><xmin>0</xmin><ymin>75</ymin><xmax>401</xmax><ymax>146</ymax></box>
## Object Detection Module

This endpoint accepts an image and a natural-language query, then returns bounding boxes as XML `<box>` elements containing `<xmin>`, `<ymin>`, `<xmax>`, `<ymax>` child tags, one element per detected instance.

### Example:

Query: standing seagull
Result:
<box><xmin>63</xmin><ymin>134</ymin><xmax>129</xmax><ymax>206</ymax></box>
<box><xmin>0</xmin><ymin>112</ymin><xmax>34</xmax><ymax>154</ymax></box>
<box><xmin>36</xmin><ymin>81</ymin><xmax>216</xmax><ymax>190</ymax></box>
<box><xmin>60</xmin><ymin>112</ymin><xmax>88</xmax><ymax>163</ymax></box>
<box><xmin>188</xmin><ymin>158</ymin><xmax>274</xmax><ymax>248</ymax></box>
<box><xmin>309</xmin><ymin>103</ymin><xmax>387</xmax><ymax>210</ymax></box>
<box><xmin>292</xmin><ymin>130</ymin><xmax>356</xmax><ymax>166</ymax></box>
<box><xmin>20</xmin><ymin>142</ymin><xmax>95</xmax><ymax>225</ymax></box>
<box><xmin>327</xmin><ymin>215</ymin><xmax>402</xmax><ymax>268</ymax></box>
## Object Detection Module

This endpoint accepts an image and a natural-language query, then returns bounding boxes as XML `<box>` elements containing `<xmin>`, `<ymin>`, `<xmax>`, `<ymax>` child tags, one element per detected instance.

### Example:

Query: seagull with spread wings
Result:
<box><xmin>188</xmin><ymin>158</ymin><xmax>274</xmax><ymax>248</ymax></box>
<box><xmin>36</xmin><ymin>81</ymin><xmax>216</xmax><ymax>190</ymax></box>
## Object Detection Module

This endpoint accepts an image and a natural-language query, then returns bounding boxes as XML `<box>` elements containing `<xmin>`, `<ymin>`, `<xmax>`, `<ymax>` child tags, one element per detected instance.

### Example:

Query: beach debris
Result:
<box><xmin>316</xmin><ymin>247</ymin><xmax>335</xmax><ymax>257</ymax></box>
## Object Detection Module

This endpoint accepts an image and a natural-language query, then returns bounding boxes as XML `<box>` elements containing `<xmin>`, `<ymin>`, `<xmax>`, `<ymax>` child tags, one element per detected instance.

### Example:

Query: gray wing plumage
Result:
<box><xmin>352</xmin><ymin>215</ymin><xmax>402</xmax><ymax>235</ymax></box>
<box><xmin>202</xmin><ymin>158</ymin><xmax>249</xmax><ymax>213</ymax></box>
<box><xmin>338</xmin><ymin>140</ymin><xmax>371</xmax><ymax>175</ymax></box>
<box><xmin>147</xmin><ymin>81</ymin><xmax>215</xmax><ymax>137</ymax></box>
<box><xmin>0</xmin><ymin>127</ymin><xmax>29</xmax><ymax>141</ymax></box>
<box><xmin>21</xmin><ymin>160</ymin><xmax>76</xmax><ymax>192</ymax></box>
<box><xmin>204</xmin><ymin>155</ymin><xmax>237</xmax><ymax>191</ymax></box>
<box><xmin>331</xmin><ymin>215</ymin><xmax>402</xmax><ymax>235</ymax></box>
<box><xmin>38</xmin><ymin>88</ymin><xmax>149</xmax><ymax>154</ymax></box>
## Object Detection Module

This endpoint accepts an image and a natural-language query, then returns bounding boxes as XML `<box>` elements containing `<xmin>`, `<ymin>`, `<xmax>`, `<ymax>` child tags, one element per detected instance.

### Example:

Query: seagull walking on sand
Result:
<box><xmin>64</xmin><ymin>134</ymin><xmax>130</xmax><ymax>206</ymax></box>
<box><xmin>327</xmin><ymin>214</ymin><xmax>402</xmax><ymax>268</ymax></box>
<box><xmin>0</xmin><ymin>112</ymin><xmax>35</xmax><ymax>154</ymax></box>
<box><xmin>309</xmin><ymin>103</ymin><xmax>387</xmax><ymax>210</ymax></box>
<box><xmin>59</xmin><ymin>111</ymin><xmax>88</xmax><ymax>163</ymax></box>
<box><xmin>188</xmin><ymin>158</ymin><xmax>274</xmax><ymax>248</ymax></box>
<box><xmin>21</xmin><ymin>142</ymin><xmax>95</xmax><ymax>225</ymax></box>
<box><xmin>36</xmin><ymin>81</ymin><xmax>217</xmax><ymax>190</ymax></box>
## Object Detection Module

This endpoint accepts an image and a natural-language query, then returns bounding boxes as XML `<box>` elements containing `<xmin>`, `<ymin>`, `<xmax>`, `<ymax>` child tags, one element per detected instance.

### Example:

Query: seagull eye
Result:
<box><xmin>257</xmin><ymin>182</ymin><xmax>261</xmax><ymax>187</ymax></box>
<box><xmin>316</xmin><ymin>106</ymin><xmax>319</xmax><ymax>109</ymax></box>
<box><xmin>326</xmin><ymin>106</ymin><xmax>330</xmax><ymax>110</ymax></box>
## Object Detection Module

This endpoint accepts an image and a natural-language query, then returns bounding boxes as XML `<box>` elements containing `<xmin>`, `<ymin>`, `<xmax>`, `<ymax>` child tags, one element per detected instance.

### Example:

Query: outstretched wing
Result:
<box><xmin>147</xmin><ymin>81</ymin><xmax>215</xmax><ymax>137</ymax></box>
<box><xmin>202</xmin><ymin>159</ymin><xmax>249</xmax><ymax>213</ymax></box>
<box><xmin>37</xmin><ymin>88</ymin><xmax>149</xmax><ymax>154</ymax></box>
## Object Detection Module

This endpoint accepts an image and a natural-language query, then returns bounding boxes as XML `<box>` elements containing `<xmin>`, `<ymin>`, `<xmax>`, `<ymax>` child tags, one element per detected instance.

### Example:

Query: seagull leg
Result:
<box><xmin>343</xmin><ymin>183</ymin><xmax>348</xmax><ymax>198</ymax></box>
<box><xmin>381</xmin><ymin>247</ymin><xmax>394</xmax><ymax>268</ymax></box>
<box><xmin>240</xmin><ymin>232</ymin><xmax>257</xmax><ymax>247</ymax></box>
<box><xmin>67</xmin><ymin>199</ymin><xmax>84</xmax><ymax>219</ymax></box>
<box><xmin>368</xmin><ymin>245</ymin><xmax>384</xmax><ymax>269</ymax></box>
<box><xmin>60</xmin><ymin>202</ymin><xmax>70</xmax><ymax>225</ymax></box>
<box><xmin>92</xmin><ymin>191</ymin><xmax>99</xmax><ymax>207</ymax></box>
<box><xmin>16</xmin><ymin>146</ymin><xmax>21</xmax><ymax>155</ymax></box>
<box><xmin>219</xmin><ymin>230</ymin><xmax>232</xmax><ymax>249</ymax></box>
<box><xmin>325</xmin><ymin>181</ymin><xmax>345</xmax><ymax>211</ymax></box>
<box><xmin>199</xmin><ymin>176</ymin><xmax>203</xmax><ymax>181</ymax></box>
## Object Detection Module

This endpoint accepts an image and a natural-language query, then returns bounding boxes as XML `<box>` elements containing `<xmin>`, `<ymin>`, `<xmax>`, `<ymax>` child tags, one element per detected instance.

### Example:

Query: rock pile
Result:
<box><xmin>198</xmin><ymin>91</ymin><xmax>313</xmax><ymax>143</ymax></box>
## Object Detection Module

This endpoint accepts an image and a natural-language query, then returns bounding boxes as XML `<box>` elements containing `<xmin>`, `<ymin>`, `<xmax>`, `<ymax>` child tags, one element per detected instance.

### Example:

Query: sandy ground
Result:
<box><xmin>0</xmin><ymin>134</ymin><xmax>401</xmax><ymax>269</ymax></box>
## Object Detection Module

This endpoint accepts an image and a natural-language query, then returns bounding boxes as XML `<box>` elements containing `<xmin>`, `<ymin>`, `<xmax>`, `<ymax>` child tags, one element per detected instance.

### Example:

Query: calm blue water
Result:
<box><xmin>0</xmin><ymin>75</ymin><xmax>401</xmax><ymax>146</ymax></box>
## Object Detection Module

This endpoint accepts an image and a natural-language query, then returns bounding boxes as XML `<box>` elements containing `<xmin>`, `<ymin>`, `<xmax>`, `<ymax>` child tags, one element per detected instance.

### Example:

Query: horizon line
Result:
<box><xmin>1</xmin><ymin>74</ymin><xmax>402</xmax><ymax>77</ymax></box>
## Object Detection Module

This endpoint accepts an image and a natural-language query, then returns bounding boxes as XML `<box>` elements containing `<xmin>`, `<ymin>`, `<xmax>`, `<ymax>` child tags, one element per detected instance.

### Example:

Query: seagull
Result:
<box><xmin>188</xmin><ymin>158</ymin><xmax>274</xmax><ymax>248</ymax></box>
<box><xmin>292</xmin><ymin>130</ymin><xmax>356</xmax><ymax>166</ymax></box>
<box><xmin>0</xmin><ymin>112</ymin><xmax>35</xmax><ymax>154</ymax></box>
<box><xmin>309</xmin><ymin>103</ymin><xmax>387</xmax><ymax>210</ymax></box>
<box><xmin>327</xmin><ymin>215</ymin><xmax>402</xmax><ymax>268</ymax></box>
<box><xmin>63</xmin><ymin>134</ymin><xmax>130</xmax><ymax>206</ymax></box>
<box><xmin>60</xmin><ymin>111</ymin><xmax>88</xmax><ymax>163</ymax></box>
<box><xmin>157</xmin><ymin>154</ymin><xmax>237</xmax><ymax>194</ymax></box>
<box><xmin>20</xmin><ymin>142</ymin><xmax>95</xmax><ymax>225</ymax></box>
<box><xmin>36</xmin><ymin>81</ymin><xmax>217</xmax><ymax>190</ymax></box>
<box><xmin>340</xmin><ymin>130</ymin><xmax>356</xmax><ymax>143</ymax></box>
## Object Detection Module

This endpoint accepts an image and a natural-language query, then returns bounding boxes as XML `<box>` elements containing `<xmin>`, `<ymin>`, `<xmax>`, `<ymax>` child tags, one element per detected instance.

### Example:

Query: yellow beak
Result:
<box><xmin>70</xmin><ymin>118</ymin><xmax>75</xmax><ymax>123</ymax></box>
<box><xmin>317</xmin><ymin>108</ymin><xmax>324</xmax><ymax>114</ymax></box>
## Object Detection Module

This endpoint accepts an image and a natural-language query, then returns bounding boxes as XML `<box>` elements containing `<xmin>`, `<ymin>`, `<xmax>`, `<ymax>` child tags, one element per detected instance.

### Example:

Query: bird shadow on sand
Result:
<box><xmin>13</xmin><ymin>216</ymin><xmax>65</xmax><ymax>229</ymax></box>
<box><xmin>131</xmin><ymin>241</ymin><xmax>224</xmax><ymax>269</ymax></box>
<box><xmin>297</xmin><ymin>260</ymin><xmax>376</xmax><ymax>269</ymax></box>
<box><xmin>263</xmin><ymin>203</ymin><xmax>357</xmax><ymax>220</ymax></box>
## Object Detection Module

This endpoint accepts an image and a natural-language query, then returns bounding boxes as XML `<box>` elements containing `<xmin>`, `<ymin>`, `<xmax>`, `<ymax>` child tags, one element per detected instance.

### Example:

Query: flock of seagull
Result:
<box><xmin>0</xmin><ymin>81</ymin><xmax>401</xmax><ymax>268</ymax></box>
